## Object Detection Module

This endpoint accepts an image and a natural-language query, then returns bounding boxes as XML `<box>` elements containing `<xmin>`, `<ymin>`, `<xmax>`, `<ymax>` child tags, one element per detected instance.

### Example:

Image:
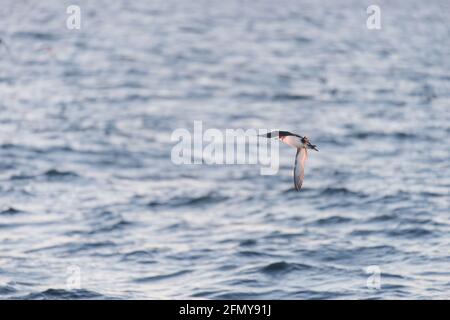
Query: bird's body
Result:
<box><xmin>280</xmin><ymin>135</ymin><xmax>306</xmax><ymax>149</ymax></box>
<box><xmin>262</xmin><ymin>131</ymin><xmax>318</xmax><ymax>190</ymax></box>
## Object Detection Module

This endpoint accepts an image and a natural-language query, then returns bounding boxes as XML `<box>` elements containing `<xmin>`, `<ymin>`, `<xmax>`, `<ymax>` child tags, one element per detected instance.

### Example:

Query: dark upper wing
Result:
<box><xmin>262</xmin><ymin>131</ymin><xmax>300</xmax><ymax>138</ymax></box>
<box><xmin>294</xmin><ymin>148</ymin><xmax>308</xmax><ymax>191</ymax></box>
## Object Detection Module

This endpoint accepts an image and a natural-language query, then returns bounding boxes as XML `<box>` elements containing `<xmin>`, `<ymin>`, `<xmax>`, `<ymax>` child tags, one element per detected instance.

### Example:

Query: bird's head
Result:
<box><xmin>302</xmin><ymin>136</ymin><xmax>319</xmax><ymax>151</ymax></box>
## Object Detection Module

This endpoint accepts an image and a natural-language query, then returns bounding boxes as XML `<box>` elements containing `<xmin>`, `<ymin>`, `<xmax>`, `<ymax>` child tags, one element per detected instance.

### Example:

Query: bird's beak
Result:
<box><xmin>311</xmin><ymin>144</ymin><xmax>319</xmax><ymax>151</ymax></box>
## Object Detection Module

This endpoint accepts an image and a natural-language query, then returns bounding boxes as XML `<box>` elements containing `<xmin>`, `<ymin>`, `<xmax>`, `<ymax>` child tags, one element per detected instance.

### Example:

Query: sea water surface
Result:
<box><xmin>0</xmin><ymin>0</ymin><xmax>449</xmax><ymax>299</ymax></box>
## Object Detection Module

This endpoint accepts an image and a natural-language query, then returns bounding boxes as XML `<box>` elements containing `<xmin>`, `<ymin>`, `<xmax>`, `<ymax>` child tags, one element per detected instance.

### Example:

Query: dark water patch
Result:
<box><xmin>264</xmin><ymin>231</ymin><xmax>307</xmax><ymax>240</ymax></box>
<box><xmin>319</xmin><ymin>187</ymin><xmax>368</xmax><ymax>198</ymax></box>
<box><xmin>18</xmin><ymin>289</ymin><xmax>104</xmax><ymax>300</ymax></box>
<box><xmin>224</xmin><ymin>279</ymin><xmax>260</xmax><ymax>287</ymax></box>
<box><xmin>380</xmin><ymin>284</ymin><xmax>408</xmax><ymax>291</ymax></box>
<box><xmin>368</xmin><ymin>99</ymin><xmax>406</xmax><ymax>107</ymax></box>
<box><xmin>315</xmin><ymin>136</ymin><xmax>347</xmax><ymax>146</ymax></box>
<box><xmin>400</xmin><ymin>217</ymin><xmax>446</xmax><ymax>227</ymax></box>
<box><xmin>133</xmin><ymin>270</ymin><xmax>191</xmax><ymax>283</ymax></box>
<box><xmin>124</xmin><ymin>93</ymin><xmax>151</xmax><ymax>102</ymax></box>
<box><xmin>159</xmin><ymin>221</ymin><xmax>189</xmax><ymax>231</ymax></box>
<box><xmin>42</xmin><ymin>169</ymin><xmax>79</xmax><ymax>180</ymax></box>
<box><xmin>191</xmin><ymin>290</ymin><xmax>222</xmax><ymax>298</ymax></box>
<box><xmin>95</xmin><ymin>219</ymin><xmax>133</xmax><ymax>233</ymax></box>
<box><xmin>366</xmin><ymin>191</ymin><xmax>411</xmax><ymax>204</ymax></box>
<box><xmin>148</xmin><ymin>192</ymin><xmax>229</xmax><ymax>208</ymax></box>
<box><xmin>91</xmin><ymin>210</ymin><xmax>122</xmax><ymax>221</ymax></box>
<box><xmin>260</xmin><ymin>261</ymin><xmax>312</xmax><ymax>275</ymax></box>
<box><xmin>0</xmin><ymin>207</ymin><xmax>24</xmax><ymax>215</ymax></box>
<box><xmin>237</xmin><ymin>251</ymin><xmax>278</xmax><ymax>258</ymax></box>
<box><xmin>418</xmin><ymin>271</ymin><xmax>450</xmax><ymax>277</ymax></box>
<box><xmin>311</xmin><ymin>216</ymin><xmax>353</xmax><ymax>226</ymax></box>
<box><xmin>121</xmin><ymin>249</ymin><xmax>160</xmax><ymax>263</ymax></box>
<box><xmin>68</xmin><ymin>241</ymin><xmax>118</xmax><ymax>253</ymax></box>
<box><xmin>0</xmin><ymin>285</ymin><xmax>17</xmax><ymax>295</ymax></box>
<box><xmin>367</xmin><ymin>214</ymin><xmax>398</xmax><ymax>223</ymax></box>
<box><xmin>349</xmin><ymin>131</ymin><xmax>417</xmax><ymax>140</ymax></box>
<box><xmin>13</xmin><ymin>31</ymin><xmax>57</xmax><ymax>41</ymax></box>
<box><xmin>291</xmin><ymin>289</ymin><xmax>345</xmax><ymax>299</ymax></box>
<box><xmin>26</xmin><ymin>241</ymin><xmax>117</xmax><ymax>255</ymax></box>
<box><xmin>294</xmin><ymin>36</ymin><xmax>312</xmax><ymax>44</ymax></box>
<box><xmin>349</xmin><ymin>229</ymin><xmax>378</xmax><ymax>236</ymax></box>
<box><xmin>215</xmin><ymin>264</ymin><xmax>238</xmax><ymax>272</ymax></box>
<box><xmin>386</xmin><ymin>228</ymin><xmax>433</xmax><ymax>238</ymax></box>
<box><xmin>271</xmin><ymin>93</ymin><xmax>314</xmax><ymax>101</ymax></box>
<box><xmin>167</xmin><ymin>249</ymin><xmax>213</xmax><ymax>261</ymax></box>
<box><xmin>418</xmin><ymin>191</ymin><xmax>447</xmax><ymax>198</ymax></box>
<box><xmin>0</xmin><ymin>222</ymin><xmax>22</xmax><ymax>229</ymax></box>
<box><xmin>212</xmin><ymin>290</ymin><xmax>285</xmax><ymax>300</ymax></box>
<box><xmin>71</xmin><ymin>220</ymin><xmax>133</xmax><ymax>235</ymax></box>
<box><xmin>239</xmin><ymin>239</ymin><xmax>257</xmax><ymax>247</ymax></box>
<box><xmin>302</xmin><ymin>245</ymin><xmax>398</xmax><ymax>263</ymax></box>
<box><xmin>10</xmin><ymin>173</ymin><xmax>35</xmax><ymax>181</ymax></box>
<box><xmin>382</xmin><ymin>272</ymin><xmax>407</xmax><ymax>280</ymax></box>
<box><xmin>0</xmin><ymin>162</ymin><xmax>15</xmax><ymax>170</ymax></box>
<box><xmin>316</xmin><ymin>201</ymin><xmax>360</xmax><ymax>210</ymax></box>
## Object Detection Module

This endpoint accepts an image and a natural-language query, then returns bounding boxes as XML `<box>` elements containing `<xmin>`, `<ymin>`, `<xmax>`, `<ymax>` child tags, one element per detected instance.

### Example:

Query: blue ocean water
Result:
<box><xmin>0</xmin><ymin>0</ymin><xmax>449</xmax><ymax>299</ymax></box>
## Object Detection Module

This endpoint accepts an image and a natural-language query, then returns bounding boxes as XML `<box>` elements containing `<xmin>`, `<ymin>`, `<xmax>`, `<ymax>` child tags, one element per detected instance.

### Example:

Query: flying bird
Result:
<box><xmin>261</xmin><ymin>131</ymin><xmax>318</xmax><ymax>191</ymax></box>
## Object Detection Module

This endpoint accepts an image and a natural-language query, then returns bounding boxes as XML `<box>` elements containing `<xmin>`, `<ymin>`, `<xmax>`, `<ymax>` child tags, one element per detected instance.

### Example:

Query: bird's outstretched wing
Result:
<box><xmin>294</xmin><ymin>147</ymin><xmax>308</xmax><ymax>190</ymax></box>
<box><xmin>261</xmin><ymin>131</ymin><xmax>300</xmax><ymax>138</ymax></box>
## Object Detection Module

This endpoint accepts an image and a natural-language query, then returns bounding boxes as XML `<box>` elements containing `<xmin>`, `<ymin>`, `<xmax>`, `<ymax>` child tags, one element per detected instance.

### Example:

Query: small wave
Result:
<box><xmin>367</xmin><ymin>191</ymin><xmax>411</xmax><ymax>204</ymax></box>
<box><xmin>353</xmin><ymin>227</ymin><xmax>433</xmax><ymax>239</ymax></box>
<box><xmin>0</xmin><ymin>207</ymin><xmax>24</xmax><ymax>215</ymax></box>
<box><xmin>121</xmin><ymin>250</ymin><xmax>159</xmax><ymax>264</ymax></box>
<box><xmin>159</xmin><ymin>221</ymin><xmax>190</xmax><ymax>231</ymax></box>
<box><xmin>264</xmin><ymin>231</ymin><xmax>307</xmax><ymax>240</ymax></box>
<box><xmin>92</xmin><ymin>220</ymin><xmax>133</xmax><ymax>234</ymax></box>
<box><xmin>380</xmin><ymin>284</ymin><xmax>408</xmax><ymax>290</ymax></box>
<box><xmin>349</xmin><ymin>131</ymin><xmax>417</xmax><ymax>140</ymax></box>
<box><xmin>43</xmin><ymin>169</ymin><xmax>79</xmax><ymax>179</ymax></box>
<box><xmin>27</xmin><ymin>241</ymin><xmax>117</xmax><ymax>255</ymax></box>
<box><xmin>291</xmin><ymin>289</ymin><xmax>345</xmax><ymax>299</ymax></box>
<box><xmin>382</xmin><ymin>272</ymin><xmax>406</xmax><ymax>280</ymax></box>
<box><xmin>312</xmin><ymin>216</ymin><xmax>353</xmax><ymax>225</ymax></box>
<box><xmin>69</xmin><ymin>241</ymin><xmax>117</xmax><ymax>253</ymax></box>
<box><xmin>237</xmin><ymin>251</ymin><xmax>280</xmax><ymax>258</ymax></box>
<box><xmin>271</xmin><ymin>93</ymin><xmax>314</xmax><ymax>101</ymax></box>
<box><xmin>260</xmin><ymin>261</ymin><xmax>312</xmax><ymax>275</ymax></box>
<box><xmin>349</xmin><ymin>229</ymin><xmax>377</xmax><ymax>236</ymax></box>
<box><xmin>0</xmin><ymin>285</ymin><xmax>17</xmax><ymax>295</ymax></box>
<box><xmin>239</xmin><ymin>239</ymin><xmax>257</xmax><ymax>247</ymax></box>
<box><xmin>10</xmin><ymin>173</ymin><xmax>35</xmax><ymax>181</ymax></box>
<box><xmin>148</xmin><ymin>193</ymin><xmax>229</xmax><ymax>208</ymax></box>
<box><xmin>10</xmin><ymin>169</ymin><xmax>79</xmax><ymax>181</ymax></box>
<box><xmin>212</xmin><ymin>290</ymin><xmax>286</xmax><ymax>300</ymax></box>
<box><xmin>191</xmin><ymin>290</ymin><xmax>222</xmax><ymax>298</ymax></box>
<box><xmin>18</xmin><ymin>289</ymin><xmax>104</xmax><ymax>300</ymax></box>
<box><xmin>400</xmin><ymin>217</ymin><xmax>446</xmax><ymax>227</ymax></box>
<box><xmin>133</xmin><ymin>270</ymin><xmax>191</xmax><ymax>283</ymax></box>
<box><xmin>386</xmin><ymin>228</ymin><xmax>433</xmax><ymax>238</ymax></box>
<box><xmin>367</xmin><ymin>214</ymin><xmax>398</xmax><ymax>223</ymax></box>
<box><xmin>69</xmin><ymin>220</ymin><xmax>133</xmax><ymax>236</ymax></box>
<box><xmin>319</xmin><ymin>187</ymin><xmax>367</xmax><ymax>198</ymax></box>
<box><xmin>13</xmin><ymin>31</ymin><xmax>57</xmax><ymax>41</ymax></box>
<box><xmin>294</xmin><ymin>36</ymin><xmax>312</xmax><ymax>43</ymax></box>
<box><xmin>419</xmin><ymin>191</ymin><xmax>447</xmax><ymax>198</ymax></box>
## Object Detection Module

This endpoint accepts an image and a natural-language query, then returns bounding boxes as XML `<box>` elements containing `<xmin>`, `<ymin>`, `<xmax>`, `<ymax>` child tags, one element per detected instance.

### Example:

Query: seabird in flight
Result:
<box><xmin>262</xmin><ymin>131</ymin><xmax>318</xmax><ymax>191</ymax></box>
